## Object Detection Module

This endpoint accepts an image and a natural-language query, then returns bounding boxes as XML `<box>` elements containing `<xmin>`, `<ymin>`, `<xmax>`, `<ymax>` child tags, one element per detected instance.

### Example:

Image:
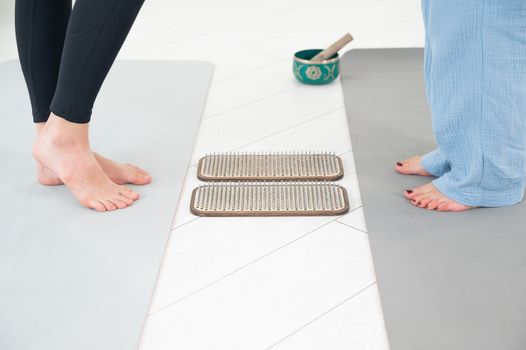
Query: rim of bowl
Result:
<box><xmin>293</xmin><ymin>50</ymin><xmax>340</xmax><ymax>65</ymax></box>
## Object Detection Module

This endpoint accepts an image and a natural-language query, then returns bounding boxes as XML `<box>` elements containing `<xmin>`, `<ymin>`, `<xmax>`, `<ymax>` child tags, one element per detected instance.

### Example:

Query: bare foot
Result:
<box><xmin>395</xmin><ymin>156</ymin><xmax>431</xmax><ymax>176</ymax></box>
<box><xmin>94</xmin><ymin>152</ymin><xmax>151</xmax><ymax>185</ymax></box>
<box><xmin>34</xmin><ymin>123</ymin><xmax>151</xmax><ymax>186</ymax></box>
<box><xmin>36</xmin><ymin>153</ymin><xmax>151</xmax><ymax>186</ymax></box>
<box><xmin>37</xmin><ymin>163</ymin><xmax>64</xmax><ymax>186</ymax></box>
<box><xmin>35</xmin><ymin>123</ymin><xmax>63</xmax><ymax>186</ymax></box>
<box><xmin>33</xmin><ymin>114</ymin><xmax>140</xmax><ymax>211</ymax></box>
<box><xmin>404</xmin><ymin>183</ymin><xmax>474</xmax><ymax>212</ymax></box>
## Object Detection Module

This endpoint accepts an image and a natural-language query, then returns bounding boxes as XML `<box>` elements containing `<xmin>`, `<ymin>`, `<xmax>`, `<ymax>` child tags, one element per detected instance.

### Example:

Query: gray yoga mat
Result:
<box><xmin>0</xmin><ymin>60</ymin><xmax>213</xmax><ymax>350</ymax></box>
<box><xmin>342</xmin><ymin>48</ymin><xmax>526</xmax><ymax>350</ymax></box>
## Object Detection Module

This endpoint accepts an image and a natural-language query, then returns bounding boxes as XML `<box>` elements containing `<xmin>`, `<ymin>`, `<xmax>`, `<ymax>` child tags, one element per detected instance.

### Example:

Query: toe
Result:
<box><xmin>124</xmin><ymin>165</ymin><xmax>151</xmax><ymax>185</ymax></box>
<box><xmin>90</xmin><ymin>200</ymin><xmax>107</xmax><ymax>212</ymax></box>
<box><xmin>81</xmin><ymin>197</ymin><xmax>106</xmax><ymax>211</ymax></box>
<box><xmin>130</xmin><ymin>171</ymin><xmax>152</xmax><ymax>185</ymax></box>
<box><xmin>426</xmin><ymin>200</ymin><xmax>440</xmax><ymax>210</ymax></box>
<box><xmin>406</xmin><ymin>183</ymin><xmax>436</xmax><ymax>200</ymax></box>
<box><xmin>437</xmin><ymin>200</ymin><xmax>455</xmax><ymax>211</ymax></box>
<box><xmin>396</xmin><ymin>162</ymin><xmax>408</xmax><ymax>174</ymax></box>
<box><xmin>418</xmin><ymin>196</ymin><xmax>433</xmax><ymax>208</ymax></box>
<box><xmin>410</xmin><ymin>193</ymin><xmax>426</xmax><ymax>206</ymax></box>
<box><xmin>119</xmin><ymin>186</ymin><xmax>140</xmax><ymax>200</ymax></box>
<box><xmin>117</xmin><ymin>194</ymin><xmax>134</xmax><ymax>206</ymax></box>
<box><xmin>112</xmin><ymin>197</ymin><xmax>129</xmax><ymax>209</ymax></box>
<box><xmin>395</xmin><ymin>156</ymin><xmax>430</xmax><ymax>176</ymax></box>
<box><xmin>102</xmin><ymin>200</ymin><xmax>117</xmax><ymax>211</ymax></box>
<box><xmin>396</xmin><ymin>160</ymin><xmax>417</xmax><ymax>175</ymax></box>
<box><xmin>404</xmin><ymin>189</ymin><xmax>418</xmax><ymax>199</ymax></box>
<box><xmin>127</xmin><ymin>163</ymin><xmax>149</xmax><ymax>175</ymax></box>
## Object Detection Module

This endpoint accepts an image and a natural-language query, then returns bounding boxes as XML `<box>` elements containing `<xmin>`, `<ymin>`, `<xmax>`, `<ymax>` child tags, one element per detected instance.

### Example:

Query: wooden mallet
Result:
<box><xmin>310</xmin><ymin>33</ymin><xmax>354</xmax><ymax>62</ymax></box>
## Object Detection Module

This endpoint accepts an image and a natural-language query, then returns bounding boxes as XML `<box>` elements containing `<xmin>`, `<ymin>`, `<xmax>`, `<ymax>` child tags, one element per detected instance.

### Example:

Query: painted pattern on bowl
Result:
<box><xmin>293</xmin><ymin>49</ymin><xmax>340</xmax><ymax>85</ymax></box>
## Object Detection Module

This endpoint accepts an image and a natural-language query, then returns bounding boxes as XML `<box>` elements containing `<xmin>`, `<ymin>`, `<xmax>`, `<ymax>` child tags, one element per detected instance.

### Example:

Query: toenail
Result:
<box><xmin>406</xmin><ymin>189</ymin><xmax>413</xmax><ymax>194</ymax></box>
<box><xmin>396</xmin><ymin>162</ymin><xmax>403</xmax><ymax>166</ymax></box>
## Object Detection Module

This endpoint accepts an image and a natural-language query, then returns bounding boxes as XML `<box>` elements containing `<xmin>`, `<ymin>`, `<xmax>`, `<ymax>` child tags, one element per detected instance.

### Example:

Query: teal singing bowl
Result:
<box><xmin>293</xmin><ymin>49</ymin><xmax>340</xmax><ymax>85</ymax></box>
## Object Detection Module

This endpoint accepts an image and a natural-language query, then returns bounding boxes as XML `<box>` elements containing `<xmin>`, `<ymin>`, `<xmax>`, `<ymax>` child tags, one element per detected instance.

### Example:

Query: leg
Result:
<box><xmin>396</xmin><ymin>0</ymin><xmax>451</xmax><ymax>178</ymax></box>
<box><xmin>407</xmin><ymin>0</ymin><xmax>526</xmax><ymax>210</ymax></box>
<box><xmin>15</xmin><ymin>0</ymin><xmax>72</xmax><ymax>185</ymax></box>
<box><xmin>33</xmin><ymin>0</ymin><xmax>146</xmax><ymax>211</ymax></box>
<box><xmin>15</xmin><ymin>0</ymin><xmax>71</xmax><ymax>124</ymax></box>
<box><xmin>50</xmin><ymin>0</ymin><xmax>145</xmax><ymax>123</ymax></box>
<box><xmin>421</xmin><ymin>148</ymin><xmax>450</xmax><ymax>177</ymax></box>
<box><xmin>15</xmin><ymin>0</ymin><xmax>151</xmax><ymax>188</ymax></box>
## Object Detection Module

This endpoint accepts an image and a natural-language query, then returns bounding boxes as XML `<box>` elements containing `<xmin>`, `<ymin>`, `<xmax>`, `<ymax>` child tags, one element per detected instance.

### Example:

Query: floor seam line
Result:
<box><xmin>189</xmin><ymin>105</ymin><xmax>345</xmax><ymax>168</ymax></box>
<box><xmin>229</xmin><ymin>106</ymin><xmax>345</xmax><ymax>152</ymax></box>
<box><xmin>335</xmin><ymin>218</ymin><xmax>368</xmax><ymax>235</ymax></box>
<box><xmin>128</xmin><ymin>2</ymin><xmax>319</xmax><ymax>57</ymax></box>
<box><xmin>213</xmin><ymin>58</ymin><xmax>288</xmax><ymax>83</ymax></box>
<box><xmin>243</xmin><ymin>47</ymin><xmax>287</xmax><ymax>61</ymax></box>
<box><xmin>264</xmin><ymin>281</ymin><xmax>377</xmax><ymax>349</ymax></box>
<box><xmin>147</xmin><ymin>216</ymin><xmax>342</xmax><ymax>317</ymax></box>
<box><xmin>357</xmin><ymin>15</ymin><xmax>422</xmax><ymax>41</ymax></box>
<box><xmin>172</xmin><ymin>216</ymin><xmax>200</xmax><ymax>230</ymax></box>
<box><xmin>203</xmin><ymin>85</ymin><xmax>301</xmax><ymax>121</ymax></box>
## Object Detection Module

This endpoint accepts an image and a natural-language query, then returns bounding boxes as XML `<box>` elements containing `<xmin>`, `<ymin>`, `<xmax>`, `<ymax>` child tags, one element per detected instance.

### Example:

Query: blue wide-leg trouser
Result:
<box><xmin>420</xmin><ymin>0</ymin><xmax>526</xmax><ymax>207</ymax></box>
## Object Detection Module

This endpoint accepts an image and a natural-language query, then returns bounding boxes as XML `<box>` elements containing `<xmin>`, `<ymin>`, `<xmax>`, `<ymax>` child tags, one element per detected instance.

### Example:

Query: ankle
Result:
<box><xmin>35</xmin><ymin>122</ymin><xmax>46</xmax><ymax>134</ymax></box>
<box><xmin>40</xmin><ymin>113</ymin><xmax>90</xmax><ymax>149</ymax></box>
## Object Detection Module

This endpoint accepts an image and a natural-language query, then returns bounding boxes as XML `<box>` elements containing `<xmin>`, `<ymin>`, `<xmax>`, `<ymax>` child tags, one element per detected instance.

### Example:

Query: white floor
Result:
<box><xmin>0</xmin><ymin>0</ymin><xmax>424</xmax><ymax>349</ymax></box>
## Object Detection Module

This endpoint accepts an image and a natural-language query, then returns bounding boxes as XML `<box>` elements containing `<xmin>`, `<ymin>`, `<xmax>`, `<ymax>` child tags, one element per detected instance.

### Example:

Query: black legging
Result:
<box><xmin>15</xmin><ymin>0</ymin><xmax>144</xmax><ymax>124</ymax></box>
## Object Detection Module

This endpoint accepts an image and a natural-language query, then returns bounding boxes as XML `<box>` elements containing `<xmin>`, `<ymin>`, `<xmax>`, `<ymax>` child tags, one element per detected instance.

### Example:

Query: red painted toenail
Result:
<box><xmin>396</xmin><ymin>162</ymin><xmax>403</xmax><ymax>166</ymax></box>
<box><xmin>406</xmin><ymin>189</ymin><xmax>413</xmax><ymax>194</ymax></box>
